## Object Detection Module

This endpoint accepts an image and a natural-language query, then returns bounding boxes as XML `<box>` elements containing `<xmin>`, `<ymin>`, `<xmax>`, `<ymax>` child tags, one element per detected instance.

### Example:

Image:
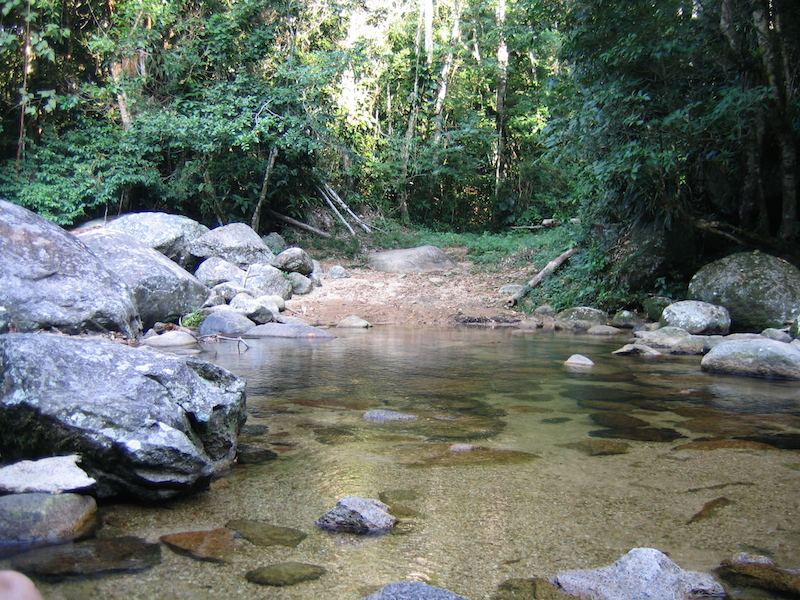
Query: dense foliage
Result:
<box><xmin>0</xmin><ymin>0</ymin><xmax>797</xmax><ymax>299</ymax></box>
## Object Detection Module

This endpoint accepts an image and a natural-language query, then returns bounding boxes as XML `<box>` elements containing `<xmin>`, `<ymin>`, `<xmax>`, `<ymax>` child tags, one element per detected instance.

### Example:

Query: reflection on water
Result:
<box><xmin>29</xmin><ymin>327</ymin><xmax>800</xmax><ymax>599</ymax></box>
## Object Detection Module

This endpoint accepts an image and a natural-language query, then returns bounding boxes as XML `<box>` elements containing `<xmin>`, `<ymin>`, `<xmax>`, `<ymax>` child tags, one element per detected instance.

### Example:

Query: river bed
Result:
<box><xmin>27</xmin><ymin>326</ymin><xmax>800</xmax><ymax>599</ymax></box>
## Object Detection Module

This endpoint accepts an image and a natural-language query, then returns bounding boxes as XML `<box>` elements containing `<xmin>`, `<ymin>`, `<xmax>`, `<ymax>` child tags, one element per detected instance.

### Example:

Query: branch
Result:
<box><xmin>250</xmin><ymin>146</ymin><xmax>279</xmax><ymax>234</ymax></box>
<box><xmin>266</xmin><ymin>209</ymin><xmax>331</xmax><ymax>239</ymax></box>
<box><xmin>505</xmin><ymin>247</ymin><xmax>578</xmax><ymax>307</ymax></box>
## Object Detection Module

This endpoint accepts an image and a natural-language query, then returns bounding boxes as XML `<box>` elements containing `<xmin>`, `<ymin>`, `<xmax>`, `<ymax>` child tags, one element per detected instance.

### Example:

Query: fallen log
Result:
<box><xmin>505</xmin><ymin>247</ymin><xmax>578</xmax><ymax>307</ymax></box>
<box><xmin>266</xmin><ymin>209</ymin><xmax>331</xmax><ymax>239</ymax></box>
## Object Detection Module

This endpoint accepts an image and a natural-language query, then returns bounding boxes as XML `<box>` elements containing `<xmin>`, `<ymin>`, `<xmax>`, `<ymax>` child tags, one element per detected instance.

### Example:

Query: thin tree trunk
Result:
<box><xmin>16</xmin><ymin>0</ymin><xmax>32</xmax><ymax>170</ymax></box>
<box><xmin>494</xmin><ymin>0</ymin><xmax>509</xmax><ymax>201</ymax></box>
<box><xmin>434</xmin><ymin>0</ymin><xmax>463</xmax><ymax>141</ymax></box>
<box><xmin>250</xmin><ymin>146</ymin><xmax>279</xmax><ymax>234</ymax></box>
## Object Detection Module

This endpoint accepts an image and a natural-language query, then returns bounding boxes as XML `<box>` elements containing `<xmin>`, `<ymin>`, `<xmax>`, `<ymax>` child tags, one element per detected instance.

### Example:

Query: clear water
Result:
<box><xmin>31</xmin><ymin>327</ymin><xmax>800</xmax><ymax>599</ymax></box>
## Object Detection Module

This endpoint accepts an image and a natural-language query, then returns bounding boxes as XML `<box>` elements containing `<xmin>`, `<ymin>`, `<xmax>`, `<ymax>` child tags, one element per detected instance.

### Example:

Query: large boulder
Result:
<box><xmin>185</xmin><ymin>223</ymin><xmax>274</xmax><ymax>268</ymax></box>
<box><xmin>689</xmin><ymin>252</ymin><xmax>800</xmax><ymax>331</ymax></box>
<box><xmin>195</xmin><ymin>257</ymin><xmax>246</xmax><ymax>288</ymax></box>
<box><xmin>242</xmin><ymin>263</ymin><xmax>293</xmax><ymax>299</ymax></box>
<box><xmin>104</xmin><ymin>212</ymin><xmax>209</xmax><ymax>269</ymax></box>
<box><xmin>76</xmin><ymin>229</ymin><xmax>209</xmax><ymax>329</ymax></box>
<box><xmin>700</xmin><ymin>338</ymin><xmax>800</xmax><ymax>380</ymax></box>
<box><xmin>0</xmin><ymin>199</ymin><xmax>141</xmax><ymax>337</ymax></box>
<box><xmin>660</xmin><ymin>300</ymin><xmax>730</xmax><ymax>335</ymax></box>
<box><xmin>369</xmin><ymin>246</ymin><xmax>457</xmax><ymax>273</ymax></box>
<box><xmin>272</xmin><ymin>247</ymin><xmax>314</xmax><ymax>275</ymax></box>
<box><xmin>0</xmin><ymin>333</ymin><xmax>247</xmax><ymax>500</ymax></box>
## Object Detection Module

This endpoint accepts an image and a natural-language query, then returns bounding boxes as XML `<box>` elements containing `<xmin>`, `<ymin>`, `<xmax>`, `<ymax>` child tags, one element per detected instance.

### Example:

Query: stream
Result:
<box><xmin>32</xmin><ymin>326</ymin><xmax>800</xmax><ymax>600</ymax></box>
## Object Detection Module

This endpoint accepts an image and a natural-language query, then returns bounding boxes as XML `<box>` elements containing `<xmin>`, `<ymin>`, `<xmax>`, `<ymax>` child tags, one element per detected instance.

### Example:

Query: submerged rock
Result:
<box><xmin>364</xmin><ymin>409</ymin><xmax>418</xmax><ymax>422</ymax></box>
<box><xmin>562</xmin><ymin>440</ymin><xmax>631</xmax><ymax>456</ymax></box>
<box><xmin>714</xmin><ymin>553</ymin><xmax>800</xmax><ymax>597</ymax></box>
<box><xmin>405</xmin><ymin>447</ymin><xmax>538</xmax><ymax>468</ymax></box>
<box><xmin>0</xmin><ymin>493</ymin><xmax>98</xmax><ymax>551</ymax></box>
<box><xmin>316</xmin><ymin>496</ymin><xmax>396</xmax><ymax>534</ymax></box>
<box><xmin>589</xmin><ymin>412</ymin><xmax>648</xmax><ymax>429</ymax></box>
<box><xmin>611</xmin><ymin>344</ymin><xmax>663</xmax><ymax>357</ymax></box>
<box><xmin>589</xmin><ymin>427</ymin><xmax>685</xmax><ymax>442</ymax></box>
<box><xmin>9</xmin><ymin>536</ymin><xmax>161</xmax><ymax>578</ymax></box>
<box><xmin>226</xmin><ymin>519</ymin><xmax>307</xmax><ymax>548</ymax></box>
<box><xmin>245</xmin><ymin>322</ymin><xmax>336</xmax><ymax>339</ymax></box>
<box><xmin>492</xmin><ymin>577</ymin><xmax>575</xmax><ymax>600</ymax></box>
<box><xmin>246</xmin><ymin>562</ymin><xmax>326</xmax><ymax>586</ymax></box>
<box><xmin>554</xmin><ymin>547</ymin><xmax>726</xmax><ymax>600</ymax></box>
<box><xmin>160</xmin><ymin>528</ymin><xmax>238</xmax><ymax>563</ymax></box>
<box><xmin>361</xmin><ymin>581</ymin><xmax>470</xmax><ymax>600</ymax></box>
<box><xmin>701</xmin><ymin>338</ymin><xmax>800</xmax><ymax>380</ymax></box>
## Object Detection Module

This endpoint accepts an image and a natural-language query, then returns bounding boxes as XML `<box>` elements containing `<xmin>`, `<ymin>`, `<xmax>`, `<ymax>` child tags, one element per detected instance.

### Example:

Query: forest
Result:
<box><xmin>0</xmin><ymin>0</ymin><xmax>798</xmax><ymax>303</ymax></box>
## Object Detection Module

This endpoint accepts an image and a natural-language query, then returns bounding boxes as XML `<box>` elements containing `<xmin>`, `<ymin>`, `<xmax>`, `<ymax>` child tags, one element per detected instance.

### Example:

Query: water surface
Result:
<box><xmin>35</xmin><ymin>327</ymin><xmax>800</xmax><ymax>599</ymax></box>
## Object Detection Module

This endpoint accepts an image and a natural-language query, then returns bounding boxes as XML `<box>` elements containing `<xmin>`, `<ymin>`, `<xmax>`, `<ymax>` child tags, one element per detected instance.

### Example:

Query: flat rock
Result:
<box><xmin>369</xmin><ymin>246</ymin><xmax>457</xmax><ymax>273</ymax></box>
<box><xmin>160</xmin><ymin>528</ymin><xmax>238</xmax><ymax>563</ymax></box>
<box><xmin>562</xmin><ymin>440</ymin><xmax>631</xmax><ymax>456</ymax></box>
<box><xmin>701</xmin><ymin>338</ymin><xmax>800</xmax><ymax>379</ymax></box>
<box><xmin>361</xmin><ymin>581</ymin><xmax>470</xmax><ymax>600</ymax></box>
<box><xmin>587</xmin><ymin>325</ymin><xmax>623</xmax><ymax>335</ymax></box>
<box><xmin>246</xmin><ymin>562</ymin><xmax>326</xmax><ymax>586</ymax></box>
<box><xmin>554</xmin><ymin>547</ymin><xmax>726</xmax><ymax>600</ymax></box>
<box><xmin>337</xmin><ymin>315</ymin><xmax>372</xmax><ymax>328</ymax></box>
<box><xmin>590</xmin><ymin>412</ymin><xmax>648</xmax><ymax>429</ymax></box>
<box><xmin>612</xmin><ymin>344</ymin><xmax>663</xmax><ymax>357</ymax></box>
<box><xmin>633</xmin><ymin>326</ymin><xmax>691</xmax><ymax>349</ymax></box>
<box><xmin>199</xmin><ymin>309</ymin><xmax>256</xmax><ymax>335</ymax></box>
<box><xmin>0</xmin><ymin>456</ymin><xmax>95</xmax><ymax>494</ymax></box>
<box><xmin>141</xmin><ymin>330</ymin><xmax>199</xmax><ymax>349</ymax></box>
<box><xmin>589</xmin><ymin>427</ymin><xmax>685</xmax><ymax>442</ymax></box>
<box><xmin>10</xmin><ymin>536</ymin><xmax>161</xmax><ymax>577</ymax></box>
<box><xmin>226</xmin><ymin>519</ymin><xmax>307</xmax><ymax>548</ymax></box>
<box><xmin>316</xmin><ymin>496</ymin><xmax>396</xmax><ymax>534</ymax></box>
<box><xmin>0</xmin><ymin>493</ymin><xmax>98</xmax><ymax>550</ymax></box>
<box><xmin>245</xmin><ymin>322</ymin><xmax>335</xmax><ymax>339</ymax></box>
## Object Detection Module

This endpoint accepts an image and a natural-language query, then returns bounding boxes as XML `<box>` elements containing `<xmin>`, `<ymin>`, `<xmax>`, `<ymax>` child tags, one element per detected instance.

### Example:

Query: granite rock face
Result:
<box><xmin>0</xmin><ymin>199</ymin><xmax>140</xmax><ymax>337</ymax></box>
<box><xmin>0</xmin><ymin>333</ymin><xmax>246</xmax><ymax>500</ymax></box>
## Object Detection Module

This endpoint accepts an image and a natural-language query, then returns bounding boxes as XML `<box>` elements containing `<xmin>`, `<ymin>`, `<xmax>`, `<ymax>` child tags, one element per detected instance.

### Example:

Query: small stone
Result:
<box><xmin>226</xmin><ymin>520</ymin><xmax>307</xmax><ymax>548</ymax></box>
<box><xmin>565</xmin><ymin>354</ymin><xmax>594</xmax><ymax>366</ymax></box>
<box><xmin>0</xmin><ymin>456</ymin><xmax>96</xmax><ymax>494</ymax></box>
<box><xmin>236</xmin><ymin>444</ymin><xmax>279</xmax><ymax>464</ymax></box>
<box><xmin>337</xmin><ymin>315</ymin><xmax>372</xmax><ymax>328</ymax></box>
<box><xmin>246</xmin><ymin>562</ymin><xmax>326</xmax><ymax>586</ymax></box>
<box><xmin>160</xmin><ymin>528</ymin><xmax>238</xmax><ymax>563</ymax></box>
<box><xmin>315</xmin><ymin>496</ymin><xmax>396</xmax><ymax>534</ymax></box>
<box><xmin>612</xmin><ymin>344</ymin><xmax>663</xmax><ymax>357</ymax></box>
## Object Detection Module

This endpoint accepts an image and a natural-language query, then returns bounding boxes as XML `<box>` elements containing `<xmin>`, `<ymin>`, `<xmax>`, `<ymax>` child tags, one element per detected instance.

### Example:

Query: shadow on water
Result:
<box><xmin>20</xmin><ymin>326</ymin><xmax>800</xmax><ymax>600</ymax></box>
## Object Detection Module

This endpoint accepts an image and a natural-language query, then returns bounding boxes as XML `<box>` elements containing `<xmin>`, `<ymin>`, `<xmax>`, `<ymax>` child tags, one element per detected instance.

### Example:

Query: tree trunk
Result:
<box><xmin>505</xmin><ymin>248</ymin><xmax>578</xmax><ymax>307</ymax></box>
<box><xmin>16</xmin><ymin>0</ymin><xmax>32</xmax><ymax>170</ymax></box>
<box><xmin>494</xmin><ymin>0</ymin><xmax>509</xmax><ymax>201</ymax></box>
<box><xmin>250</xmin><ymin>147</ymin><xmax>279</xmax><ymax>234</ymax></box>
<box><xmin>434</xmin><ymin>0</ymin><xmax>463</xmax><ymax>142</ymax></box>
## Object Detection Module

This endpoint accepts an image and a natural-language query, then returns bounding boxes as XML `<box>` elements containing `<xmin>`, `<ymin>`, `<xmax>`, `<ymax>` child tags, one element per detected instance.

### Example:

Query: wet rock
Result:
<box><xmin>714</xmin><ymin>553</ymin><xmax>800</xmax><ymax>597</ymax></box>
<box><xmin>245</xmin><ymin>322</ymin><xmax>336</xmax><ymax>339</ymax></box>
<box><xmin>0</xmin><ymin>333</ymin><xmax>247</xmax><ymax>501</ymax></box>
<box><xmin>362</xmin><ymin>581</ymin><xmax>470</xmax><ymax>600</ymax></box>
<box><xmin>369</xmin><ymin>246</ymin><xmax>457</xmax><ymax>273</ymax></box>
<box><xmin>589</xmin><ymin>427</ymin><xmax>686</xmax><ymax>442</ymax></box>
<box><xmin>272</xmin><ymin>247</ymin><xmax>314</xmax><ymax>275</ymax></box>
<box><xmin>0</xmin><ymin>493</ymin><xmax>98</xmax><ymax>551</ymax></box>
<box><xmin>734</xmin><ymin>433</ymin><xmax>800</xmax><ymax>450</ymax></box>
<box><xmin>364</xmin><ymin>409</ymin><xmax>418</xmax><ymax>422</ymax></box>
<box><xmin>610</xmin><ymin>310</ymin><xmax>641</xmax><ymax>328</ymax></box>
<box><xmin>316</xmin><ymin>496</ymin><xmax>396</xmax><ymax>534</ymax></box>
<box><xmin>186</xmin><ymin>222</ymin><xmax>274</xmax><ymax>268</ymax></box>
<box><xmin>660</xmin><ymin>300</ymin><xmax>731</xmax><ymax>335</ymax></box>
<box><xmin>378</xmin><ymin>490</ymin><xmax>421</xmax><ymax>518</ymax></box>
<box><xmin>541</xmin><ymin>417</ymin><xmax>572</xmax><ymax>424</ymax></box>
<box><xmin>160</xmin><ymin>528</ymin><xmax>238</xmax><ymax>563</ymax></box>
<box><xmin>673</xmin><ymin>440</ymin><xmax>778</xmax><ymax>451</ymax></box>
<box><xmin>0</xmin><ymin>456</ymin><xmax>95</xmax><ymax>494</ymax></box>
<box><xmin>0</xmin><ymin>199</ymin><xmax>140</xmax><ymax>337</ymax></box>
<box><xmin>689</xmin><ymin>251</ymin><xmax>800</xmax><ymax>331</ymax></box>
<box><xmin>633</xmin><ymin>326</ymin><xmax>691</xmax><ymax>349</ymax></box>
<box><xmin>199</xmin><ymin>308</ymin><xmax>256</xmax><ymax>335</ymax></box>
<box><xmin>555</xmin><ymin>307</ymin><xmax>608</xmax><ymax>332</ymax></box>
<box><xmin>565</xmin><ymin>354</ymin><xmax>594</xmax><ymax>367</ymax></box>
<box><xmin>701</xmin><ymin>338</ymin><xmax>800</xmax><ymax>380</ymax></box>
<box><xmin>338</xmin><ymin>315</ymin><xmax>372</xmax><ymax>328</ymax></box>
<box><xmin>687</xmin><ymin>497</ymin><xmax>732</xmax><ymax>524</ymax></box>
<box><xmin>493</xmin><ymin>577</ymin><xmax>575</xmax><ymax>600</ymax></box>
<box><xmin>589</xmin><ymin>412</ymin><xmax>648</xmax><ymax>429</ymax></box>
<box><xmin>76</xmin><ymin>229</ymin><xmax>209</xmax><ymax>330</ymax></box>
<box><xmin>10</xmin><ymin>536</ymin><xmax>161</xmax><ymax>578</ymax></box>
<box><xmin>226</xmin><ymin>519</ymin><xmax>307</xmax><ymax>548</ymax></box>
<box><xmin>554</xmin><ymin>547</ymin><xmax>726</xmax><ymax>600</ymax></box>
<box><xmin>246</xmin><ymin>562</ymin><xmax>326</xmax><ymax>586</ymax></box>
<box><xmin>562</xmin><ymin>440</ymin><xmax>631</xmax><ymax>456</ymax></box>
<box><xmin>236</xmin><ymin>444</ymin><xmax>279</xmax><ymax>464</ymax></box>
<box><xmin>668</xmin><ymin>334</ymin><xmax>710</xmax><ymax>355</ymax></box>
<box><xmin>141</xmin><ymin>330</ymin><xmax>199</xmax><ymax>349</ymax></box>
<box><xmin>611</xmin><ymin>344</ymin><xmax>663</xmax><ymax>357</ymax></box>
<box><xmin>587</xmin><ymin>325</ymin><xmax>623</xmax><ymax>335</ymax></box>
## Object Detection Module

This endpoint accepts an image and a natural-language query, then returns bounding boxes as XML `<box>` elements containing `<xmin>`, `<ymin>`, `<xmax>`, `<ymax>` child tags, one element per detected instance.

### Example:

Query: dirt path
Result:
<box><xmin>284</xmin><ymin>256</ymin><xmax>530</xmax><ymax>327</ymax></box>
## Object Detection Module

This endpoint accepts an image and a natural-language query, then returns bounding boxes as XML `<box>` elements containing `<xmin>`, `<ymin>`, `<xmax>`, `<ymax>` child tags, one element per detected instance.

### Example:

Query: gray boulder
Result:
<box><xmin>0</xmin><ymin>199</ymin><xmax>141</xmax><ymax>337</ymax></box>
<box><xmin>689</xmin><ymin>252</ymin><xmax>800</xmax><ymax>331</ymax></box>
<box><xmin>105</xmin><ymin>212</ymin><xmax>209</xmax><ymax>269</ymax></box>
<box><xmin>0</xmin><ymin>333</ymin><xmax>247</xmax><ymax>500</ymax></box>
<box><xmin>700</xmin><ymin>338</ymin><xmax>800</xmax><ymax>380</ymax></box>
<box><xmin>327</xmin><ymin>265</ymin><xmax>350</xmax><ymax>279</ymax></box>
<box><xmin>77</xmin><ymin>229</ymin><xmax>209</xmax><ymax>329</ymax></box>
<box><xmin>0</xmin><ymin>492</ymin><xmax>99</xmax><ymax>549</ymax></box>
<box><xmin>660</xmin><ymin>300</ymin><xmax>731</xmax><ymax>335</ymax></box>
<box><xmin>186</xmin><ymin>222</ymin><xmax>274</xmax><ymax>268</ymax></box>
<box><xmin>0</xmin><ymin>455</ymin><xmax>96</xmax><ymax>494</ymax></box>
<box><xmin>195</xmin><ymin>257</ymin><xmax>246</xmax><ymax>288</ymax></box>
<box><xmin>555</xmin><ymin>307</ymin><xmax>608</xmax><ymax>332</ymax></box>
<box><xmin>369</xmin><ymin>246</ymin><xmax>456</xmax><ymax>273</ymax></box>
<box><xmin>361</xmin><ymin>582</ymin><xmax>470</xmax><ymax>600</ymax></box>
<box><xmin>262</xmin><ymin>232</ymin><xmax>287</xmax><ymax>253</ymax></box>
<box><xmin>287</xmin><ymin>272</ymin><xmax>314</xmax><ymax>295</ymax></box>
<box><xmin>272</xmin><ymin>247</ymin><xmax>314</xmax><ymax>275</ymax></box>
<box><xmin>554</xmin><ymin>547</ymin><xmax>725</xmax><ymax>600</ymax></box>
<box><xmin>228</xmin><ymin>293</ymin><xmax>275</xmax><ymax>324</ymax></box>
<box><xmin>245</xmin><ymin>322</ymin><xmax>335</xmax><ymax>339</ymax></box>
<box><xmin>316</xmin><ymin>496</ymin><xmax>396</xmax><ymax>534</ymax></box>
<box><xmin>242</xmin><ymin>263</ymin><xmax>293</xmax><ymax>299</ymax></box>
<box><xmin>199</xmin><ymin>309</ymin><xmax>256</xmax><ymax>336</ymax></box>
<box><xmin>633</xmin><ymin>326</ymin><xmax>691</xmax><ymax>349</ymax></box>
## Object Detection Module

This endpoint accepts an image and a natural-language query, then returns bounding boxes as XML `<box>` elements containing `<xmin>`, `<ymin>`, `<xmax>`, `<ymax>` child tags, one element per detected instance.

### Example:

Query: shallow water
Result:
<box><xmin>25</xmin><ymin>327</ymin><xmax>800</xmax><ymax>599</ymax></box>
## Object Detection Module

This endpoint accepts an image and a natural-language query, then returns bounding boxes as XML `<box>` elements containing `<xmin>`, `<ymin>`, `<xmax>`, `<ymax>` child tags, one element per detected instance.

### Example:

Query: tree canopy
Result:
<box><xmin>0</xmin><ymin>0</ymin><xmax>797</xmax><ymax>292</ymax></box>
